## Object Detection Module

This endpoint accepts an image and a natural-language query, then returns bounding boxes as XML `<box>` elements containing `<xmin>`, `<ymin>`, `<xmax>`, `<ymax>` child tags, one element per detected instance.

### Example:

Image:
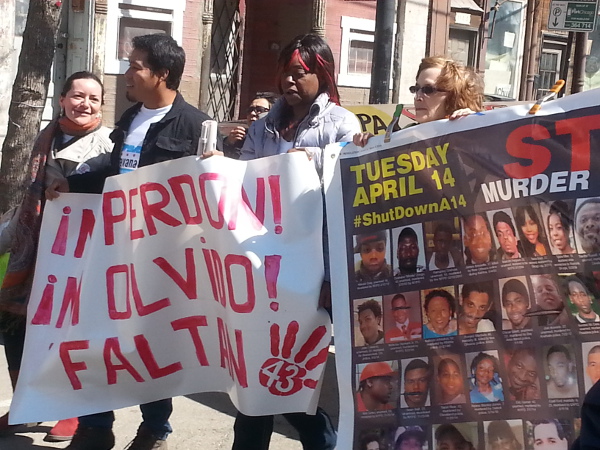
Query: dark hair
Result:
<box><xmin>398</xmin><ymin>227</ymin><xmax>418</xmax><ymax>246</ymax></box>
<box><xmin>132</xmin><ymin>34</ymin><xmax>185</xmax><ymax>90</ymax></box>
<box><xmin>589</xmin><ymin>345</ymin><xmax>600</xmax><ymax>356</ymax></box>
<box><xmin>435</xmin><ymin>424</ymin><xmax>471</xmax><ymax>445</ymax></box>
<box><xmin>493</xmin><ymin>211</ymin><xmax>517</xmax><ymax>236</ymax></box>
<box><xmin>470</xmin><ymin>352</ymin><xmax>499</xmax><ymax>376</ymax></box>
<box><xmin>434</xmin><ymin>222</ymin><xmax>455</xmax><ymax>237</ymax></box>
<box><xmin>501</xmin><ymin>279</ymin><xmax>530</xmax><ymax>307</ymax></box>
<box><xmin>424</xmin><ymin>289</ymin><xmax>456</xmax><ymax>316</ymax></box>
<box><xmin>514</xmin><ymin>205</ymin><xmax>550</xmax><ymax>256</ymax></box>
<box><xmin>254</xmin><ymin>91</ymin><xmax>278</xmax><ymax>107</ymax></box>
<box><xmin>358</xmin><ymin>299</ymin><xmax>382</xmax><ymax>318</ymax></box>
<box><xmin>532</xmin><ymin>419</ymin><xmax>568</xmax><ymax>442</ymax></box>
<box><xmin>438</xmin><ymin>357</ymin><xmax>461</xmax><ymax>377</ymax></box>
<box><xmin>547</xmin><ymin>344</ymin><xmax>572</xmax><ymax>362</ymax></box>
<box><xmin>391</xmin><ymin>294</ymin><xmax>407</xmax><ymax>304</ymax></box>
<box><xmin>395</xmin><ymin>429</ymin><xmax>426</xmax><ymax>449</ymax></box>
<box><xmin>566</xmin><ymin>276</ymin><xmax>592</xmax><ymax>297</ymax></box>
<box><xmin>360</xmin><ymin>432</ymin><xmax>381</xmax><ymax>450</ymax></box>
<box><xmin>404</xmin><ymin>358</ymin><xmax>431</xmax><ymax>377</ymax></box>
<box><xmin>487</xmin><ymin>421</ymin><xmax>521</xmax><ymax>450</ymax></box>
<box><xmin>61</xmin><ymin>71</ymin><xmax>104</xmax><ymax>104</ymax></box>
<box><xmin>461</xmin><ymin>281</ymin><xmax>493</xmax><ymax>307</ymax></box>
<box><xmin>547</xmin><ymin>201</ymin><xmax>573</xmax><ymax>236</ymax></box>
<box><xmin>277</xmin><ymin>34</ymin><xmax>340</xmax><ymax>104</ymax></box>
<box><xmin>463</xmin><ymin>213</ymin><xmax>496</xmax><ymax>263</ymax></box>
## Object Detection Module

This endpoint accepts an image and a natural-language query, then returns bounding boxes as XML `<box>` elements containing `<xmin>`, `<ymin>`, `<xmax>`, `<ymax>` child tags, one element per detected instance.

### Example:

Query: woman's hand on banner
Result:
<box><xmin>46</xmin><ymin>178</ymin><xmax>70</xmax><ymax>200</ymax></box>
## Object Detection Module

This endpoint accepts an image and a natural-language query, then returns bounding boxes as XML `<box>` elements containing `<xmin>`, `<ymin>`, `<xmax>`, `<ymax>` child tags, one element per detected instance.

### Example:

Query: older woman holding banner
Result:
<box><xmin>353</xmin><ymin>56</ymin><xmax>483</xmax><ymax>146</ymax></box>
<box><xmin>0</xmin><ymin>71</ymin><xmax>111</xmax><ymax>441</ymax></box>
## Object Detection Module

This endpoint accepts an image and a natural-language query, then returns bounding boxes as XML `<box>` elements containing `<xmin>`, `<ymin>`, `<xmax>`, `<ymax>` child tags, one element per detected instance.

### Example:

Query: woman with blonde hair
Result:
<box><xmin>353</xmin><ymin>56</ymin><xmax>483</xmax><ymax>145</ymax></box>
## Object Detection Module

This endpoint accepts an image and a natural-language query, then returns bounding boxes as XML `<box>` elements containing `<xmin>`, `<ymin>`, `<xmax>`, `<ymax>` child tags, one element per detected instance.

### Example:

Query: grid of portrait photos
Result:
<box><xmin>350</xmin><ymin>198</ymin><xmax>600</xmax><ymax>450</ymax></box>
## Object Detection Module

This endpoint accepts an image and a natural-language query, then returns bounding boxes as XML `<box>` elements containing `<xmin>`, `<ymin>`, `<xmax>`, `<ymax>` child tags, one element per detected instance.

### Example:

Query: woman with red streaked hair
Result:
<box><xmin>228</xmin><ymin>34</ymin><xmax>358</xmax><ymax>450</ymax></box>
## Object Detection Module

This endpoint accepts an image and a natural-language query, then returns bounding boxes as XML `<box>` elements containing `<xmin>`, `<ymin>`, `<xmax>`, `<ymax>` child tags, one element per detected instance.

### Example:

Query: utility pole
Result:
<box><xmin>369</xmin><ymin>0</ymin><xmax>395</xmax><ymax>104</ymax></box>
<box><xmin>571</xmin><ymin>32</ymin><xmax>587</xmax><ymax>93</ymax></box>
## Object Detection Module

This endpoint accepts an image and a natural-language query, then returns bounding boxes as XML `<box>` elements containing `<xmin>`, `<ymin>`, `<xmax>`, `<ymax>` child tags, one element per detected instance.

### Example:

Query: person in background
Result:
<box><xmin>422</xmin><ymin>289</ymin><xmax>457</xmax><ymax>338</ymax></box>
<box><xmin>493</xmin><ymin>211</ymin><xmax>523</xmax><ymax>260</ymax></box>
<box><xmin>434</xmin><ymin>424</ymin><xmax>475</xmax><ymax>450</ymax></box>
<box><xmin>222</xmin><ymin>92</ymin><xmax>277</xmax><ymax>158</ymax></box>
<box><xmin>463</xmin><ymin>213</ymin><xmax>495</xmax><ymax>265</ymax></box>
<box><xmin>487</xmin><ymin>421</ymin><xmax>522</xmax><ymax>450</ymax></box>
<box><xmin>546</xmin><ymin>201</ymin><xmax>576</xmax><ymax>254</ymax></box>
<box><xmin>358</xmin><ymin>299</ymin><xmax>385</xmax><ymax>346</ymax></box>
<box><xmin>355</xmin><ymin>230</ymin><xmax>392</xmax><ymax>282</ymax></box>
<box><xmin>575</xmin><ymin>198</ymin><xmax>600</xmax><ymax>254</ymax></box>
<box><xmin>507</xmin><ymin>348</ymin><xmax>540</xmax><ymax>401</ymax></box>
<box><xmin>209</xmin><ymin>33</ymin><xmax>360</xmax><ymax>450</ymax></box>
<box><xmin>546</xmin><ymin>345</ymin><xmax>579</xmax><ymax>399</ymax></box>
<box><xmin>566</xmin><ymin>277</ymin><xmax>600</xmax><ymax>323</ymax></box>
<box><xmin>402</xmin><ymin>359</ymin><xmax>431</xmax><ymax>408</ymax></box>
<box><xmin>515</xmin><ymin>205</ymin><xmax>550</xmax><ymax>257</ymax></box>
<box><xmin>356</xmin><ymin>362</ymin><xmax>396</xmax><ymax>412</ymax></box>
<box><xmin>0</xmin><ymin>71</ymin><xmax>112</xmax><ymax>442</ymax></box>
<box><xmin>385</xmin><ymin>294</ymin><xmax>422</xmax><ymax>342</ymax></box>
<box><xmin>532</xmin><ymin>420</ymin><xmax>569</xmax><ymax>450</ymax></box>
<box><xmin>469</xmin><ymin>352</ymin><xmax>503</xmax><ymax>403</ymax></box>
<box><xmin>428</xmin><ymin>222</ymin><xmax>463</xmax><ymax>270</ymax></box>
<box><xmin>501</xmin><ymin>279</ymin><xmax>532</xmax><ymax>330</ymax></box>
<box><xmin>353</xmin><ymin>56</ymin><xmax>483</xmax><ymax>147</ymax></box>
<box><xmin>458</xmin><ymin>282</ymin><xmax>495</xmax><ymax>335</ymax></box>
<box><xmin>437</xmin><ymin>358</ymin><xmax>466</xmax><ymax>405</ymax></box>
<box><xmin>47</xmin><ymin>34</ymin><xmax>218</xmax><ymax>450</ymax></box>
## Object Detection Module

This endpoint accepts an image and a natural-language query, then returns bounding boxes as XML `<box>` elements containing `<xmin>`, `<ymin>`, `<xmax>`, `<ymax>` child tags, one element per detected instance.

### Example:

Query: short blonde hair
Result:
<box><xmin>416</xmin><ymin>57</ymin><xmax>483</xmax><ymax>116</ymax></box>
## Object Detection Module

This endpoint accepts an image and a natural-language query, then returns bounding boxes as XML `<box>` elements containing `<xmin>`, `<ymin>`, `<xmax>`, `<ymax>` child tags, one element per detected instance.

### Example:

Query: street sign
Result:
<box><xmin>548</xmin><ymin>0</ymin><xmax>599</xmax><ymax>31</ymax></box>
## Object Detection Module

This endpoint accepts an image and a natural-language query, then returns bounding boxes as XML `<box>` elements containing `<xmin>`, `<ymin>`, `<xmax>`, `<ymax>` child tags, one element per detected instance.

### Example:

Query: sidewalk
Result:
<box><xmin>0</xmin><ymin>349</ymin><xmax>338</xmax><ymax>449</ymax></box>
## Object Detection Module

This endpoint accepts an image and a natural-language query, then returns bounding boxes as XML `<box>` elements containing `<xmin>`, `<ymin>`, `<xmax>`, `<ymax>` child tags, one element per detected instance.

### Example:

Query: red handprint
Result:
<box><xmin>259</xmin><ymin>321</ymin><xmax>329</xmax><ymax>396</ymax></box>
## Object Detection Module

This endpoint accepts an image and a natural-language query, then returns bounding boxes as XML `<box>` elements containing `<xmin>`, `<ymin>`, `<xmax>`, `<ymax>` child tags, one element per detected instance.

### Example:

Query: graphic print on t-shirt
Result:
<box><xmin>120</xmin><ymin>143</ymin><xmax>142</xmax><ymax>173</ymax></box>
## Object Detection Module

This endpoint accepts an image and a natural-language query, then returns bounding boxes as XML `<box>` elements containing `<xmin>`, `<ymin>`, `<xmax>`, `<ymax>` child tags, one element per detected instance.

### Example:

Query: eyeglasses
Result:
<box><xmin>409</xmin><ymin>85</ymin><xmax>445</xmax><ymax>96</ymax></box>
<box><xmin>247</xmin><ymin>106</ymin><xmax>270</xmax><ymax>115</ymax></box>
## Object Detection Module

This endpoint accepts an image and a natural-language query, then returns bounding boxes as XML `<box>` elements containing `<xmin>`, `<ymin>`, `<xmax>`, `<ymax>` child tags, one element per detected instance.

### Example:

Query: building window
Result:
<box><xmin>484</xmin><ymin>0</ymin><xmax>526</xmax><ymax>98</ymax></box>
<box><xmin>339</xmin><ymin>16</ymin><xmax>388</xmax><ymax>88</ymax></box>
<box><xmin>105</xmin><ymin>0</ymin><xmax>185</xmax><ymax>74</ymax></box>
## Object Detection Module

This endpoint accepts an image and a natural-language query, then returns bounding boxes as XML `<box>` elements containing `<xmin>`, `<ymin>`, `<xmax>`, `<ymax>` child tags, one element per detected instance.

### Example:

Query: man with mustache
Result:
<box><xmin>575</xmin><ymin>198</ymin><xmax>600</xmax><ymax>254</ymax></box>
<box><xmin>530</xmin><ymin>274</ymin><xmax>570</xmax><ymax>326</ymax></box>
<box><xmin>507</xmin><ymin>348</ymin><xmax>540</xmax><ymax>401</ymax></box>
<box><xmin>458</xmin><ymin>282</ymin><xmax>495</xmax><ymax>334</ymax></box>
<box><xmin>402</xmin><ymin>359</ymin><xmax>431</xmax><ymax>408</ymax></box>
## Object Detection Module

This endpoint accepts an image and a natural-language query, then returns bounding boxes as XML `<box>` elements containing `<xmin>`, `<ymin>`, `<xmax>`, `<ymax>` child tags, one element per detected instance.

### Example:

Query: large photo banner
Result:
<box><xmin>11</xmin><ymin>154</ymin><xmax>331</xmax><ymax>423</ymax></box>
<box><xmin>325</xmin><ymin>90</ymin><xmax>600</xmax><ymax>449</ymax></box>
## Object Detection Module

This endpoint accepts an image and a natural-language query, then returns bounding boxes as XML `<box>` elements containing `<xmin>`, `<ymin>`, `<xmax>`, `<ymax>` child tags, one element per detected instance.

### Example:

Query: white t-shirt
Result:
<box><xmin>120</xmin><ymin>104</ymin><xmax>172</xmax><ymax>174</ymax></box>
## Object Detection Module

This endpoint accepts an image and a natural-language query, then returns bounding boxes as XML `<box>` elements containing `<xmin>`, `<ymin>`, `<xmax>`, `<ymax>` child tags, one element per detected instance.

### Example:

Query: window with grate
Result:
<box><xmin>537</xmin><ymin>50</ymin><xmax>561</xmax><ymax>98</ymax></box>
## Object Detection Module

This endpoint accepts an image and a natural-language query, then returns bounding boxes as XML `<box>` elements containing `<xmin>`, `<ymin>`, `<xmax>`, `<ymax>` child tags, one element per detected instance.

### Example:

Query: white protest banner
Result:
<box><xmin>325</xmin><ymin>90</ymin><xmax>600</xmax><ymax>449</ymax></box>
<box><xmin>11</xmin><ymin>153</ymin><xmax>331</xmax><ymax>423</ymax></box>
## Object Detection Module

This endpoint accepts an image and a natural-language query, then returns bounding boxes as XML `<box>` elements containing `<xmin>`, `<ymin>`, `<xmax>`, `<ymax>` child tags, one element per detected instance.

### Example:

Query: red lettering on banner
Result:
<box><xmin>134</xmin><ymin>334</ymin><xmax>183</xmax><ymax>379</ymax></box>
<box><xmin>102</xmin><ymin>190</ymin><xmax>127</xmax><ymax>245</ymax></box>
<box><xmin>130</xmin><ymin>263</ymin><xmax>171</xmax><ymax>315</ymax></box>
<box><xmin>203</xmin><ymin>248</ymin><xmax>226</xmax><ymax>307</ymax></box>
<box><xmin>171</xmin><ymin>316</ymin><xmax>209</xmax><ymax>366</ymax></box>
<box><xmin>268</xmin><ymin>175</ymin><xmax>283</xmax><ymax>234</ymax></box>
<box><xmin>129</xmin><ymin>188</ymin><xmax>144</xmax><ymax>240</ymax></box>
<box><xmin>74</xmin><ymin>209</ymin><xmax>95</xmax><ymax>258</ymax></box>
<box><xmin>31</xmin><ymin>275</ymin><xmax>57</xmax><ymax>325</ymax></box>
<box><xmin>504</xmin><ymin>125</ymin><xmax>552</xmax><ymax>178</ymax></box>
<box><xmin>199</xmin><ymin>173</ymin><xmax>226</xmax><ymax>229</ymax></box>
<box><xmin>217</xmin><ymin>317</ymin><xmax>248</xmax><ymax>387</ymax></box>
<box><xmin>104</xmin><ymin>337</ymin><xmax>145</xmax><ymax>384</ymax></box>
<box><xmin>51</xmin><ymin>207</ymin><xmax>71</xmax><ymax>255</ymax></box>
<box><xmin>555</xmin><ymin>115</ymin><xmax>600</xmax><ymax>172</ymax></box>
<box><xmin>60</xmin><ymin>340</ymin><xmax>89</xmax><ymax>390</ymax></box>
<box><xmin>168</xmin><ymin>174</ymin><xmax>203</xmax><ymax>225</ymax></box>
<box><xmin>56</xmin><ymin>276</ymin><xmax>81</xmax><ymax>328</ymax></box>
<box><xmin>154</xmin><ymin>248</ymin><xmax>198</xmax><ymax>300</ymax></box>
<box><xmin>106</xmin><ymin>264</ymin><xmax>132</xmax><ymax>320</ymax></box>
<box><xmin>241</xmin><ymin>177</ymin><xmax>266</xmax><ymax>226</ymax></box>
<box><xmin>224</xmin><ymin>254</ymin><xmax>255</xmax><ymax>313</ymax></box>
<box><xmin>139</xmin><ymin>182</ymin><xmax>183</xmax><ymax>236</ymax></box>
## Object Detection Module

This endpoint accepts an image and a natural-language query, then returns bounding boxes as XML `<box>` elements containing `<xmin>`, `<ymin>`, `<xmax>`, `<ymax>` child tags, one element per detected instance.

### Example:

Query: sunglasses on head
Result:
<box><xmin>247</xmin><ymin>106</ymin><xmax>270</xmax><ymax>114</ymax></box>
<box><xmin>409</xmin><ymin>85</ymin><xmax>445</xmax><ymax>96</ymax></box>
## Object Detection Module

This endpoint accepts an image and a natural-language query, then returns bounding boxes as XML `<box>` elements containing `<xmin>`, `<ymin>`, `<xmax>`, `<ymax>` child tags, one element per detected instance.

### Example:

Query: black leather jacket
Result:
<box><xmin>68</xmin><ymin>92</ymin><xmax>219</xmax><ymax>194</ymax></box>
